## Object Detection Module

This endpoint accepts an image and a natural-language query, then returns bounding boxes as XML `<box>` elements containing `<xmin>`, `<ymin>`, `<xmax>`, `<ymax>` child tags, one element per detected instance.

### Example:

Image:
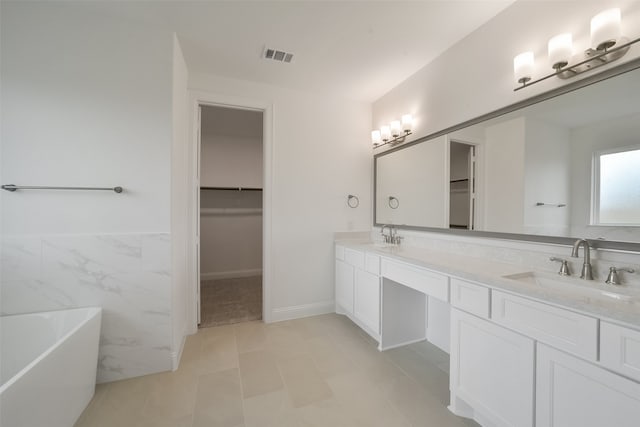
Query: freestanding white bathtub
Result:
<box><xmin>0</xmin><ymin>307</ymin><xmax>102</xmax><ymax>427</ymax></box>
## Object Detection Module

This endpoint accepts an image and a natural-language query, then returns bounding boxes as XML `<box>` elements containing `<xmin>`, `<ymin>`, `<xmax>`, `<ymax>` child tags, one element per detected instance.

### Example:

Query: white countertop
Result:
<box><xmin>336</xmin><ymin>240</ymin><xmax>640</xmax><ymax>330</ymax></box>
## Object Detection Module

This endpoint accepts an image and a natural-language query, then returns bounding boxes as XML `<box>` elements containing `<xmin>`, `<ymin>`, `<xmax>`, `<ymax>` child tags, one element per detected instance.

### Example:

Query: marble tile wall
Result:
<box><xmin>0</xmin><ymin>233</ymin><xmax>173</xmax><ymax>383</ymax></box>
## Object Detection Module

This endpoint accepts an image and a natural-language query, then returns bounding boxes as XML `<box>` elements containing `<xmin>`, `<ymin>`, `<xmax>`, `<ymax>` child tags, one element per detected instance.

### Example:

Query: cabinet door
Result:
<box><xmin>491</xmin><ymin>290</ymin><xmax>598</xmax><ymax>360</ymax></box>
<box><xmin>600</xmin><ymin>321</ymin><xmax>640</xmax><ymax>382</ymax></box>
<box><xmin>354</xmin><ymin>269</ymin><xmax>380</xmax><ymax>335</ymax></box>
<box><xmin>536</xmin><ymin>343</ymin><xmax>640</xmax><ymax>427</ymax></box>
<box><xmin>335</xmin><ymin>259</ymin><xmax>354</xmax><ymax>315</ymax></box>
<box><xmin>450</xmin><ymin>308</ymin><xmax>535</xmax><ymax>427</ymax></box>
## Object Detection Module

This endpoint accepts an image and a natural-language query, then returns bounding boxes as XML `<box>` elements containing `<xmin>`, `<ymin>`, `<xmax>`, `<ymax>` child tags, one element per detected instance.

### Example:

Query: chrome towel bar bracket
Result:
<box><xmin>1</xmin><ymin>184</ymin><xmax>123</xmax><ymax>193</ymax></box>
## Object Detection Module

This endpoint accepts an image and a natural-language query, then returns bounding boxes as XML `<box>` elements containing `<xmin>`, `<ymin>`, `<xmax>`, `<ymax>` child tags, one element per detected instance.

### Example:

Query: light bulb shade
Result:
<box><xmin>591</xmin><ymin>8</ymin><xmax>621</xmax><ymax>50</ymax></box>
<box><xmin>401</xmin><ymin>114</ymin><xmax>413</xmax><ymax>132</ymax></box>
<box><xmin>371</xmin><ymin>130</ymin><xmax>381</xmax><ymax>145</ymax></box>
<box><xmin>514</xmin><ymin>51</ymin><xmax>534</xmax><ymax>84</ymax></box>
<box><xmin>380</xmin><ymin>126</ymin><xmax>391</xmax><ymax>141</ymax></box>
<box><xmin>548</xmin><ymin>33</ymin><xmax>573</xmax><ymax>69</ymax></box>
<box><xmin>390</xmin><ymin>120</ymin><xmax>401</xmax><ymax>137</ymax></box>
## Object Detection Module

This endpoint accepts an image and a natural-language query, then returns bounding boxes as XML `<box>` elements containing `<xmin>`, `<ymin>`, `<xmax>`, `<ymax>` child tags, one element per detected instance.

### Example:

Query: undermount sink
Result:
<box><xmin>501</xmin><ymin>271</ymin><xmax>640</xmax><ymax>304</ymax></box>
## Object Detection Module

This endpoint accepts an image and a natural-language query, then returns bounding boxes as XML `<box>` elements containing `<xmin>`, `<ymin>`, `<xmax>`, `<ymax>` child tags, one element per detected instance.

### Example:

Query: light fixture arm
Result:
<box><xmin>515</xmin><ymin>36</ymin><xmax>638</xmax><ymax>91</ymax></box>
<box><xmin>373</xmin><ymin>130</ymin><xmax>412</xmax><ymax>149</ymax></box>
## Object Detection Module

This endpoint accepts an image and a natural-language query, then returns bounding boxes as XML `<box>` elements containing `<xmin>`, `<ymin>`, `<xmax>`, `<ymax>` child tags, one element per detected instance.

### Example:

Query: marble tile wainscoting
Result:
<box><xmin>0</xmin><ymin>233</ymin><xmax>173</xmax><ymax>383</ymax></box>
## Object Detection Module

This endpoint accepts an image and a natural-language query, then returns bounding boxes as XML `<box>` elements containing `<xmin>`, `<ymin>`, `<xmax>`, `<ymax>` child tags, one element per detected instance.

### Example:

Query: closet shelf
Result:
<box><xmin>449</xmin><ymin>179</ymin><xmax>469</xmax><ymax>183</ymax></box>
<box><xmin>200</xmin><ymin>208</ymin><xmax>262</xmax><ymax>216</ymax></box>
<box><xmin>200</xmin><ymin>186</ymin><xmax>262</xmax><ymax>191</ymax></box>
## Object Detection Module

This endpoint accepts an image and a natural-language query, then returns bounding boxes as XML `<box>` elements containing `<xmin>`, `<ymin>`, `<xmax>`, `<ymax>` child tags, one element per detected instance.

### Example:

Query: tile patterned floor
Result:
<box><xmin>75</xmin><ymin>314</ymin><xmax>479</xmax><ymax>427</ymax></box>
<box><xmin>199</xmin><ymin>276</ymin><xmax>262</xmax><ymax>328</ymax></box>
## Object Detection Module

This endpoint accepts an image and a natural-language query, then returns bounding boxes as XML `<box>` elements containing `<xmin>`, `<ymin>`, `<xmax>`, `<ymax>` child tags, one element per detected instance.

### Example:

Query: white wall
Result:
<box><xmin>170</xmin><ymin>34</ymin><xmax>189</xmax><ymax>369</ymax></box>
<box><xmin>376</xmin><ymin>137</ymin><xmax>448</xmax><ymax>227</ymax></box>
<box><xmin>523</xmin><ymin>117</ymin><xmax>571</xmax><ymax>236</ymax></box>
<box><xmin>200</xmin><ymin>106</ymin><xmax>263</xmax><ymax>188</ymax></box>
<box><xmin>372</xmin><ymin>0</ymin><xmax>640</xmax><ymax>278</ymax></box>
<box><xmin>190</xmin><ymin>72</ymin><xmax>371</xmax><ymax>319</ymax></box>
<box><xmin>200</xmin><ymin>207</ymin><xmax>263</xmax><ymax>279</ymax></box>
<box><xmin>373</xmin><ymin>1</ymin><xmax>640</xmax><ymax>141</ymax></box>
<box><xmin>1</xmin><ymin>2</ymin><xmax>175</xmax><ymax>382</ymax></box>
<box><xmin>374</xmin><ymin>0</ymin><xmax>640</xmax><ymax>238</ymax></box>
<box><xmin>1</xmin><ymin>2</ymin><xmax>173</xmax><ymax>235</ymax></box>
<box><xmin>483</xmin><ymin>117</ymin><xmax>526</xmax><ymax>233</ymax></box>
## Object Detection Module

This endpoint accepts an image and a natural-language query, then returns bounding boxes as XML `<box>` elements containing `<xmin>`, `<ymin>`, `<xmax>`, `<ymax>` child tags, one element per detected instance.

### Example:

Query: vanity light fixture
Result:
<box><xmin>513</xmin><ymin>8</ymin><xmax>638</xmax><ymax>91</ymax></box>
<box><xmin>548</xmin><ymin>33</ymin><xmax>573</xmax><ymax>70</ymax></box>
<box><xmin>372</xmin><ymin>114</ymin><xmax>413</xmax><ymax>149</ymax></box>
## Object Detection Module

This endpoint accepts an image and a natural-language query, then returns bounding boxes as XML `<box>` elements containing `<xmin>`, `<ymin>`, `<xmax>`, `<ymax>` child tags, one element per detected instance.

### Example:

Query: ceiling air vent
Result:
<box><xmin>263</xmin><ymin>47</ymin><xmax>294</xmax><ymax>63</ymax></box>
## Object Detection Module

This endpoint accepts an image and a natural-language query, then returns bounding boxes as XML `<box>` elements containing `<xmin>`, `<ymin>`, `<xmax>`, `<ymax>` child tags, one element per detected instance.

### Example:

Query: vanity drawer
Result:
<box><xmin>381</xmin><ymin>259</ymin><xmax>449</xmax><ymax>302</ymax></box>
<box><xmin>344</xmin><ymin>248</ymin><xmax>365</xmax><ymax>270</ymax></box>
<box><xmin>335</xmin><ymin>245</ymin><xmax>345</xmax><ymax>261</ymax></box>
<box><xmin>600</xmin><ymin>322</ymin><xmax>640</xmax><ymax>382</ymax></box>
<box><xmin>491</xmin><ymin>290</ymin><xmax>598</xmax><ymax>360</ymax></box>
<box><xmin>450</xmin><ymin>278</ymin><xmax>490</xmax><ymax>319</ymax></box>
<box><xmin>365</xmin><ymin>253</ymin><xmax>380</xmax><ymax>275</ymax></box>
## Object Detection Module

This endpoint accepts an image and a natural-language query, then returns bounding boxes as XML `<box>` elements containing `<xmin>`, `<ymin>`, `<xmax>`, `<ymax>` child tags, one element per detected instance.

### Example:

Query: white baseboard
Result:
<box><xmin>201</xmin><ymin>269</ymin><xmax>262</xmax><ymax>281</ymax></box>
<box><xmin>379</xmin><ymin>336</ymin><xmax>427</xmax><ymax>351</ymax></box>
<box><xmin>270</xmin><ymin>300</ymin><xmax>335</xmax><ymax>323</ymax></box>
<box><xmin>171</xmin><ymin>334</ymin><xmax>187</xmax><ymax>371</ymax></box>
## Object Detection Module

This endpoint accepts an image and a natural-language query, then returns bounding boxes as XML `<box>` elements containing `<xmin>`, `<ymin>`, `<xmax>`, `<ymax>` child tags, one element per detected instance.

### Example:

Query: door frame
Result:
<box><xmin>187</xmin><ymin>90</ymin><xmax>274</xmax><ymax>333</ymax></box>
<box><xmin>449</xmin><ymin>138</ymin><xmax>482</xmax><ymax>231</ymax></box>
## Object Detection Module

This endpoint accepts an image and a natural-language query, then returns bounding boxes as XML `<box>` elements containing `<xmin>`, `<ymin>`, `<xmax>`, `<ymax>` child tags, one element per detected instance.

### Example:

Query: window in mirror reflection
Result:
<box><xmin>594</xmin><ymin>146</ymin><xmax>640</xmax><ymax>225</ymax></box>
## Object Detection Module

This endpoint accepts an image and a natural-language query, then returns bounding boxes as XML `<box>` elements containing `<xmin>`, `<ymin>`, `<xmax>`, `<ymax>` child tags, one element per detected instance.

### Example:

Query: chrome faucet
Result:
<box><xmin>605</xmin><ymin>266</ymin><xmax>635</xmax><ymax>285</ymax></box>
<box><xmin>571</xmin><ymin>239</ymin><xmax>593</xmax><ymax>280</ymax></box>
<box><xmin>380</xmin><ymin>224</ymin><xmax>402</xmax><ymax>245</ymax></box>
<box><xmin>549</xmin><ymin>257</ymin><xmax>571</xmax><ymax>276</ymax></box>
<box><xmin>380</xmin><ymin>224</ymin><xmax>394</xmax><ymax>243</ymax></box>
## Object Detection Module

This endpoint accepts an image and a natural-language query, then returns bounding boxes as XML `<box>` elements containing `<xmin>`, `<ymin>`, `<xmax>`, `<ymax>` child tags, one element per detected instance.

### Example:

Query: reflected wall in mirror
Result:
<box><xmin>376</xmin><ymin>136</ymin><xmax>447</xmax><ymax>227</ymax></box>
<box><xmin>374</xmin><ymin>64</ymin><xmax>640</xmax><ymax>245</ymax></box>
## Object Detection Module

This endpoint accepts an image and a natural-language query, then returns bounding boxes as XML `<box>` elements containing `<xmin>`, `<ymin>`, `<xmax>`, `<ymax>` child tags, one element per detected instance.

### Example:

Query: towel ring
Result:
<box><xmin>388</xmin><ymin>196</ymin><xmax>399</xmax><ymax>209</ymax></box>
<box><xmin>347</xmin><ymin>194</ymin><xmax>359</xmax><ymax>208</ymax></box>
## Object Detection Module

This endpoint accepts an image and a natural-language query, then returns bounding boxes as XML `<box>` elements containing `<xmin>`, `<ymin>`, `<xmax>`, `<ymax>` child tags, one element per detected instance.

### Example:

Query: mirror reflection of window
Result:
<box><xmin>593</xmin><ymin>147</ymin><xmax>640</xmax><ymax>225</ymax></box>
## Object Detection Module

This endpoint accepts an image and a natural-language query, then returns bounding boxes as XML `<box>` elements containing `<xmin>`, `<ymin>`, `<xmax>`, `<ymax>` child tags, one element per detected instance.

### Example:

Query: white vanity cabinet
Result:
<box><xmin>600</xmin><ymin>321</ymin><xmax>640</xmax><ymax>382</ymax></box>
<box><xmin>335</xmin><ymin>258</ymin><xmax>354</xmax><ymax>316</ymax></box>
<box><xmin>450</xmin><ymin>308</ymin><xmax>535</xmax><ymax>427</ymax></box>
<box><xmin>354</xmin><ymin>268</ymin><xmax>380</xmax><ymax>335</ymax></box>
<box><xmin>536</xmin><ymin>343</ymin><xmax>640</xmax><ymax>427</ymax></box>
<box><xmin>491</xmin><ymin>290</ymin><xmax>598</xmax><ymax>361</ymax></box>
<box><xmin>335</xmin><ymin>242</ymin><xmax>640</xmax><ymax>427</ymax></box>
<box><xmin>335</xmin><ymin>245</ymin><xmax>381</xmax><ymax>339</ymax></box>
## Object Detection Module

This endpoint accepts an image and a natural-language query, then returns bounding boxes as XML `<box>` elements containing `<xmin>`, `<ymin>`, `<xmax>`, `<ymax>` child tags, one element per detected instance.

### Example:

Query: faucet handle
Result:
<box><xmin>605</xmin><ymin>266</ymin><xmax>635</xmax><ymax>285</ymax></box>
<box><xmin>550</xmin><ymin>257</ymin><xmax>571</xmax><ymax>276</ymax></box>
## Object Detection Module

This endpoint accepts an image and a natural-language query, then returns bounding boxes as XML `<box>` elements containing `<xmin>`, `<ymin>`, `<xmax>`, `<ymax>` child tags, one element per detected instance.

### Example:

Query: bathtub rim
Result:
<box><xmin>0</xmin><ymin>306</ymin><xmax>102</xmax><ymax>394</ymax></box>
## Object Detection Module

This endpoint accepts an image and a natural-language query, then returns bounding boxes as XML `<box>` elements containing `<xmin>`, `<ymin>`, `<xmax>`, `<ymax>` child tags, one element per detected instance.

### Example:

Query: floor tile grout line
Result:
<box><xmin>232</xmin><ymin>331</ymin><xmax>249</xmax><ymax>427</ymax></box>
<box><xmin>321</xmin><ymin>318</ymin><xmax>413</xmax><ymax>426</ymax></box>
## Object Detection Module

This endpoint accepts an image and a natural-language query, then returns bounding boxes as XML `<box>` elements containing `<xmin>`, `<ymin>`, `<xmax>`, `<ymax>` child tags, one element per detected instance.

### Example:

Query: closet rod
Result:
<box><xmin>2</xmin><ymin>184</ymin><xmax>123</xmax><ymax>193</ymax></box>
<box><xmin>200</xmin><ymin>186</ymin><xmax>262</xmax><ymax>192</ymax></box>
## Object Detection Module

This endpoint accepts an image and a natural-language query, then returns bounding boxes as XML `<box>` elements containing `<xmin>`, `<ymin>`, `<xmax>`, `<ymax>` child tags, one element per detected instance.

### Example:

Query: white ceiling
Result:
<box><xmin>107</xmin><ymin>1</ymin><xmax>515</xmax><ymax>102</ymax></box>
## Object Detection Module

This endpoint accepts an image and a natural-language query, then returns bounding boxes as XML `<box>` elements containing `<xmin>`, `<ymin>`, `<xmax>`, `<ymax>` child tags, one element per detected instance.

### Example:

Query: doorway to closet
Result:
<box><xmin>198</xmin><ymin>105</ymin><xmax>263</xmax><ymax>328</ymax></box>
<box><xmin>449</xmin><ymin>140</ymin><xmax>476</xmax><ymax>230</ymax></box>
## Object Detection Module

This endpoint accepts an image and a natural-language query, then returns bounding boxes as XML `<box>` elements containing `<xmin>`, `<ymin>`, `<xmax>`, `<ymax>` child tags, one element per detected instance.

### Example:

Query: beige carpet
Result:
<box><xmin>199</xmin><ymin>275</ymin><xmax>262</xmax><ymax>328</ymax></box>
